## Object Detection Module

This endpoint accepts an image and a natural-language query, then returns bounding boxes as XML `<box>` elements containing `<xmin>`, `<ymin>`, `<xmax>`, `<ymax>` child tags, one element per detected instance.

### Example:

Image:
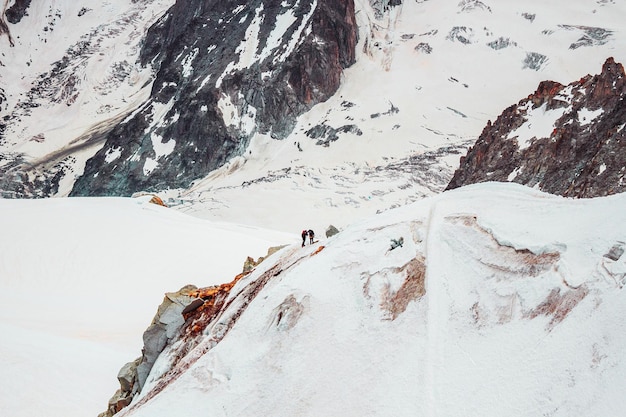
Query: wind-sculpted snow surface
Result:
<box><xmin>114</xmin><ymin>183</ymin><xmax>626</xmax><ymax>417</ymax></box>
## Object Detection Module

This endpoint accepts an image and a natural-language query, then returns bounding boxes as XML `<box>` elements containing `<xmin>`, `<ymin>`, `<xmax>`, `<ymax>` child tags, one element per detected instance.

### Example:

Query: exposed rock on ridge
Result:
<box><xmin>71</xmin><ymin>0</ymin><xmax>357</xmax><ymax>196</ymax></box>
<box><xmin>99</xmin><ymin>285</ymin><xmax>198</xmax><ymax>417</ymax></box>
<box><xmin>100</xmin><ymin>245</ymin><xmax>289</xmax><ymax>417</ymax></box>
<box><xmin>446</xmin><ymin>57</ymin><xmax>626</xmax><ymax>198</ymax></box>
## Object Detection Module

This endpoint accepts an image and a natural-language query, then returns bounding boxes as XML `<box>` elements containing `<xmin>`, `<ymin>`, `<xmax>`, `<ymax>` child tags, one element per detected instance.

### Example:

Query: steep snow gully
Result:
<box><xmin>105</xmin><ymin>183</ymin><xmax>626</xmax><ymax>417</ymax></box>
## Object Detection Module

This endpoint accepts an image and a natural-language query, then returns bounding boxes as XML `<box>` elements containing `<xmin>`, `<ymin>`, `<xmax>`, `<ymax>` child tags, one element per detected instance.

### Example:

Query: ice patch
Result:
<box><xmin>197</xmin><ymin>74</ymin><xmax>212</xmax><ymax>93</ymax></box>
<box><xmin>218</xmin><ymin>94</ymin><xmax>237</xmax><ymax>127</ymax></box>
<box><xmin>259</xmin><ymin>9</ymin><xmax>298</xmax><ymax>61</ymax></box>
<box><xmin>507</xmin><ymin>167</ymin><xmax>521</xmax><ymax>181</ymax></box>
<box><xmin>508</xmin><ymin>103</ymin><xmax>566</xmax><ymax>150</ymax></box>
<box><xmin>181</xmin><ymin>48</ymin><xmax>199</xmax><ymax>78</ymax></box>
<box><xmin>129</xmin><ymin>151</ymin><xmax>141</xmax><ymax>162</ymax></box>
<box><xmin>598</xmin><ymin>164</ymin><xmax>606</xmax><ymax>175</ymax></box>
<box><xmin>268</xmin><ymin>0</ymin><xmax>317</xmax><ymax>65</ymax></box>
<box><xmin>143</xmin><ymin>158</ymin><xmax>158</xmax><ymax>176</ymax></box>
<box><xmin>577</xmin><ymin>107</ymin><xmax>603</xmax><ymax>125</ymax></box>
<box><xmin>138</xmin><ymin>133</ymin><xmax>175</xmax><ymax>177</ymax></box>
<box><xmin>151</xmin><ymin>133</ymin><xmax>176</xmax><ymax>159</ymax></box>
<box><xmin>216</xmin><ymin>5</ymin><xmax>264</xmax><ymax>88</ymax></box>
<box><xmin>143</xmin><ymin>100</ymin><xmax>175</xmax><ymax>135</ymax></box>
<box><xmin>217</xmin><ymin>93</ymin><xmax>257</xmax><ymax>135</ymax></box>
<box><xmin>216</xmin><ymin>1</ymin><xmax>317</xmax><ymax>86</ymax></box>
<box><xmin>104</xmin><ymin>147</ymin><xmax>122</xmax><ymax>163</ymax></box>
<box><xmin>240</xmin><ymin>104</ymin><xmax>257</xmax><ymax>136</ymax></box>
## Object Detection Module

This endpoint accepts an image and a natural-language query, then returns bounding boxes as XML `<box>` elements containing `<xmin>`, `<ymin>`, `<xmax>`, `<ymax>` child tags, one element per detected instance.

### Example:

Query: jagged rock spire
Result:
<box><xmin>446</xmin><ymin>57</ymin><xmax>626</xmax><ymax>198</ymax></box>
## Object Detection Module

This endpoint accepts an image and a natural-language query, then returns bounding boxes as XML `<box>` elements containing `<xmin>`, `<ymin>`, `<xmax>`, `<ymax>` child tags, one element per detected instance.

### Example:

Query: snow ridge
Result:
<box><xmin>109</xmin><ymin>183</ymin><xmax>626</xmax><ymax>417</ymax></box>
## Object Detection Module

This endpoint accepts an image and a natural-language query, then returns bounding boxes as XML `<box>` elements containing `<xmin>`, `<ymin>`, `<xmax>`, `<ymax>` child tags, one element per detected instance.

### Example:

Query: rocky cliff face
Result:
<box><xmin>446</xmin><ymin>57</ymin><xmax>626</xmax><ymax>198</ymax></box>
<box><xmin>70</xmin><ymin>0</ymin><xmax>357</xmax><ymax>196</ymax></box>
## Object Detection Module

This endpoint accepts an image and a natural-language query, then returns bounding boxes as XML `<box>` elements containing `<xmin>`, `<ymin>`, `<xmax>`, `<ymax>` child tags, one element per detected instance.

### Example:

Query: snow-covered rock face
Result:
<box><xmin>160</xmin><ymin>0</ymin><xmax>626</xmax><ymax>232</ymax></box>
<box><xmin>0</xmin><ymin>0</ymin><xmax>176</xmax><ymax>197</ymax></box>
<box><xmin>108</xmin><ymin>183</ymin><xmax>626</xmax><ymax>417</ymax></box>
<box><xmin>0</xmin><ymin>0</ymin><xmax>357</xmax><ymax>197</ymax></box>
<box><xmin>69</xmin><ymin>0</ymin><xmax>357</xmax><ymax>196</ymax></box>
<box><xmin>447</xmin><ymin>57</ymin><xmax>626</xmax><ymax>197</ymax></box>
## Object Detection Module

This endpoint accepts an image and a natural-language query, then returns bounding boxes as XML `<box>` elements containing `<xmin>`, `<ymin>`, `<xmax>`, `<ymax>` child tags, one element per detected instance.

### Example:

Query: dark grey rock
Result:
<box><xmin>560</xmin><ymin>25</ymin><xmax>614</xmax><ymax>50</ymax></box>
<box><xmin>487</xmin><ymin>37</ymin><xmax>516</xmax><ymax>50</ymax></box>
<box><xmin>117</xmin><ymin>358</ymin><xmax>141</xmax><ymax>393</ymax></box>
<box><xmin>326</xmin><ymin>225</ymin><xmax>340</xmax><ymax>237</ymax></box>
<box><xmin>5</xmin><ymin>0</ymin><xmax>31</xmax><ymax>24</ymax></box>
<box><xmin>523</xmin><ymin>52</ymin><xmax>548</xmax><ymax>71</ymax></box>
<box><xmin>306</xmin><ymin>123</ymin><xmax>362</xmax><ymax>146</ymax></box>
<box><xmin>447</xmin><ymin>27</ymin><xmax>474</xmax><ymax>44</ymax></box>
<box><xmin>605</xmin><ymin>244</ymin><xmax>625</xmax><ymax>261</ymax></box>
<box><xmin>136</xmin><ymin>285</ymin><xmax>198</xmax><ymax>389</ymax></box>
<box><xmin>99</xmin><ymin>285</ymin><xmax>200</xmax><ymax>417</ymax></box>
<box><xmin>415</xmin><ymin>42</ymin><xmax>432</xmax><ymax>54</ymax></box>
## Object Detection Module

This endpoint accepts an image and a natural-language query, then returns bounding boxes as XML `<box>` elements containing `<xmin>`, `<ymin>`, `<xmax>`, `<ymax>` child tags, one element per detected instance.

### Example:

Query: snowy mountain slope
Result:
<box><xmin>0</xmin><ymin>196</ymin><xmax>294</xmax><ymax>417</ymax></box>
<box><xmin>108</xmin><ymin>182</ymin><xmax>626</xmax><ymax>417</ymax></box>
<box><xmin>69</xmin><ymin>0</ymin><xmax>358</xmax><ymax>197</ymax></box>
<box><xmin>0</xmin><ymin>0</ymin><xmax>359</xmax><ymax>197</ymax></box>
<box><xmin>1</xmin><ymin>1</ymin><xmax>625</xmax><ymax>233</ymax></box>
<box><xmin>1</xmin><ymin>2</ymin><xmax>625</xmax><ymax>417</ymax></box>
<box><xmin>160</xmin><ymin>0</ymin><xmax>626</xmax><ymax>232</ymax></box>
<box><xmin>0</xmin><ymin>0</ymin><xmax>175</xmax><ymax>196</ymax></box>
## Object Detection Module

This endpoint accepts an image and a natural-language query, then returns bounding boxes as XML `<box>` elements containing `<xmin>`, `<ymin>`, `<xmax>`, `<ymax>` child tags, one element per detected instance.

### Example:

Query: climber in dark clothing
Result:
<box><xmin>308</xmin><ymin>229</ymin><xmax>315</xmax><ymax>244</ymax></box>
<box><xmin>302</xmin><ymin>230</ymin><xmax>308</xmax><ymax>247</ymax></box>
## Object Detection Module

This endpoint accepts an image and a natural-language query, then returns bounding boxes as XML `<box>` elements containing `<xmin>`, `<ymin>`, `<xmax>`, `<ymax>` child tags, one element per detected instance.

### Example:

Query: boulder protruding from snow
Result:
<box><xmin>242</xmin><ymin>245</ymin><xmax>286</xmax><ymax>273</ymax></box>
<box><xmin>97</xmin><ymin>357</ymin><xmax>142</xmax><ymax>417</ymax></box>
<box><xmin>99</xmin><ymin>284</ymin><xmax>199</xmax><ymax>417</ymax></box>
<box><xmin>325</xmin><ymin>224</ymin><xmax>340</xmax><ymax>238</ymax></box>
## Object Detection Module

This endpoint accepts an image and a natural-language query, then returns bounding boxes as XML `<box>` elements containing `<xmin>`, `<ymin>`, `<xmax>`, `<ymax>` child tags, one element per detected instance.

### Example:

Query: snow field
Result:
<box><xmin>0</xmin><ymin>196</ymin><xmax>294</xmax><ymax>417</ymax></box>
